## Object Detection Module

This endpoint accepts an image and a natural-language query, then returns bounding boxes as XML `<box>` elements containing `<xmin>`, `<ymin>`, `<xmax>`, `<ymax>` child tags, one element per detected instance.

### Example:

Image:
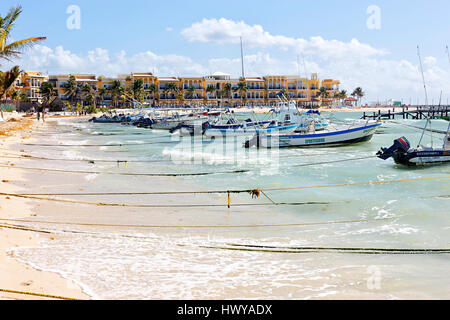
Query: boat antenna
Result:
<box><xmin>240</xmin><ymin>36</ymin><xmax>245</xmax><ymax>79</ymax></box>
<box><xmin>417</xmin><ymin>46</ymin><xmax>429</xmax><ymax>106</ymax></box>
<box><xmin>417</xmin><ymin>45</ymin><xmax>432</xmax><ymax>147</ymax></box>
<box><xmin>301</xmin><ymin>53</ymin><xmax>309</xmax><ymax>109</ymax></box>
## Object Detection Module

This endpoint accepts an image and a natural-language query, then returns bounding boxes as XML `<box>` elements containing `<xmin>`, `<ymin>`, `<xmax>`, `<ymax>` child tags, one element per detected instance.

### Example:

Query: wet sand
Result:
<box><xmin>0</xmin><ymin>114</ymin><xmax>90</xmax><ymax>300</ymax></box>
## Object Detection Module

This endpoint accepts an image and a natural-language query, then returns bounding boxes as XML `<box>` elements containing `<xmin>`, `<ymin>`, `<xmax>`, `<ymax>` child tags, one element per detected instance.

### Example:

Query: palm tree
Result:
<box><xmin>166</xmin><ymin>82</ymin><xmax>178</xmax><ymax>99</ymax></box>
<box><xmin>315</xmin><ymin>87</ymin><xmax>329</xmax><ymax>107</ymax></box>
<box><xmin>224</xmin><ymin>83</ymin><xmax>232</xmax><ymax>107</ymax></box>
<box><xmin>81</xmin><ymin>84</ymin><xmax>96</xmax><ymax>110</ymax></box>
<box><xmin>39</xmin><ymin>81</ymin><xmax>57</xmax><ymax>110</ymax></box>
<box><xmin>185</xmin><ymin>85</ymin><xmax>195</xmax><ymax>100</ymax></box>
<box><xmin>216</xmin><ymin>89</ymin><xmax>224</xmax><ymax>107</ymax></box>
<box><xmin>338</xmin><ymin>90</ymin><xmax>347</xmax><ymax>105</ymax></box>
<box><xmin>235</xmin><ymin>81</ymin><xmax>248</xmax><ymax>107</ymax></box>
<box><xmin>110</xmin><ymin>80</ymin><xmax>124</xmax><ymax>107</ymax></box>
<box><xmin>206</xmin><ymin>84</ymin><xmax>215</xmax><ymax>100</ymax></box>
<box><xmin>176</xmin><ymin>91</ymin><xmax>185</xmax><ymax>106</ymax></box>
<box><xmin>148</xmin><ymin>83</ymin><xmax>159</xmax><ymax>107</ymax></box>
<box><xmin>0</xmin><ymin>5</ymin><xmax>46</xmax><ymax>63</ymax></box>
<box><xmin>132</xmin><ymin>79</ymin><xmax>144</xmax><ymax>104</ymax></box>
<box><xmin>279</xmin><ymin>88</ymin><xmax>288</xmax><ymax>100</ymax></box>
<box><xmin>63</xmin><ymin>75</ymin><xmax>78</xmax><ymax>107</ymax></box>
<box><xmin>351</xmin><ymin>87</ymin><xmax>364</xmax><ymax>106</ymax></box>
<box><xmin>97</xmin><ymin>87</ymin><xmax>108</xmax><ymax>107</ymax></box>
<box><xmin>0</xmin><ymin>65</ymin><xmax>21</xmax><ymax>119</ymax></box>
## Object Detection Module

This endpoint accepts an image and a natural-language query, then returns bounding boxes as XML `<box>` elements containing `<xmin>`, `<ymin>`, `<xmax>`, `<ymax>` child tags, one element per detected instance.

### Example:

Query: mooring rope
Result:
<box><xmin>293</xmin><ymin>155</ymin><xmax>376</xmax><ymax>167</ymax></box>
<box><xmin>390</xmin><ymin>121</ymin><xmax>448</xmax><ymax>134</ymax></box>
<box><xmin>0</xmin><ymin>191</ymin><xmax>328</xmax><ymax>208</ymax></box>
<box><xmin>0</xmin><ymin>288</ymin><xmax>83</xmax><ymax>300</ymax></box>
<box><xmin>22</xmin><ymin>140</ymin><xmax>179</xmax><ymax>147</ymax></box>
<box><xmin>263</xmin><ymin>175</ymin><xmax>450</xmax><ymax>192</ymax></box>
<box><xmin>12</xmin><ymin>175</ymin><xmax>450</xmax><ymax>197</ymax></box>
<box><xmin>0</xmin><ymin>164</ymin><xmax>249</xmax><ymax>177</ymax></box>
<box><xmin>0</xmin><ymin>152</ymin><xmax>373</xmax><ymax>164</ymax></box>
<box><xmin>202</xmin><ymin>243</ymin><xmax>450</xmax><ymax>255</ymax></box>
<box><xmin>0</xmin><ymin>217</ymin><xmax>391</xmax><ymax>229</ymax></box>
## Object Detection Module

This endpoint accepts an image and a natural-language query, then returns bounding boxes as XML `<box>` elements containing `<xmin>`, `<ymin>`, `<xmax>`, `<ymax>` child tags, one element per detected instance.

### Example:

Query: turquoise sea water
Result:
<box><xmin>11</xmin><ymin>112</ymin><xmax>450</xmax><ymax>299</ymax></box>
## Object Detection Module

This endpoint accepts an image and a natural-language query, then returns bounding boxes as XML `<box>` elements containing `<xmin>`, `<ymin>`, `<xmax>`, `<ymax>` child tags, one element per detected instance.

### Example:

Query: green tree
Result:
<box><xmin>0</xmin><ymin>5</ymin><xmax>46</xmax><ymax>63</ymax></box>
<box><xmin>166</xmin><ymin>82</ymin><xmax>178</xmax><ymax>98</ymax></box>
<box><xmin>39</xmin><ymin>81</ymin><xmax>57</xmax><ymax>110</ymax></box>
<box><xmin>97</xmin><ymin>87</ymin><xmax>108</xmax><ymax>106</ymax></box>
<box><xmin>0</xmin><ymin>65</ymin><xmax>21</xmax><ymax>119</ymax></box>
<box><xmin>185</xmin><ymin>85</ymin><xmax>195</xmax><ymax>100</ymax></box>
<box><xmin>110</xmin><ymin>80</ymin><xmax>124</xmax><ymax>107</ymax></box>
<box><xmin>351</xmin><ymin>87</ymin><xmax>365</xmax><ymax>106</ymax></box>
<box><xmin>206</xmin><ymin>84</ymin><xmax>215</xmax><ymax>100</ymax></box>
<box><xmin>148</xmin><ymin>83</ymin><xmax>159</xmax><ymax>107</ymax></box>
<box><xmin>132</xmin><ymin>79</ymin><xmax>144</xmax><ymax>103</ymax></box>
<box><xmin>223</xmin><ymin>83</ymin><xmax>232</xmax><ymax>107</ymax></box>
<box><xmin>234</xmin><ymin>81</ymin><xmax>248</xmax><ymax>107</ymax></box>
<box><xmin>63</xmin><ymin>75</ymin><xmax>78</xmax><ymax>107</ymax></box>
<box><xmin>81</xmin><ymin>84</ymin><xmax>96</xmax><ymax>109</ymax></box>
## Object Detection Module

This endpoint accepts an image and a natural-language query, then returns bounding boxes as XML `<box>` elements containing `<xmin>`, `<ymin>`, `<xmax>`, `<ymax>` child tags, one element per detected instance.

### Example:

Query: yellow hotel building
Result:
<box><xmin>21</xmin><ymin>71</ymin><xmax>340</xmax><ymax>108</ymax></box>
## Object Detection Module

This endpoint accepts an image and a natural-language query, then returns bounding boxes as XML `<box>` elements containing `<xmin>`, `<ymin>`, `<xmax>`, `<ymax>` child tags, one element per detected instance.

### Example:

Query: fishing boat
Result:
<box><xmin>90</xmin><ymin>114</ymin><xmax>127</xmax><ymax>123</ymax></box>
<box><xmin>201</xmin><ymin>113</ymin><xmax>272</xmax><ymax>137</ymax></box>
<box><xmin>376</xmin><ymin>134</ymin><xmax>450</xmax><ymax>166</ymax></box>
<box><xmin>377</xmin><ymin>46</ymin><xmax>450</xmax><ymax>166</ymax></box>
<box><xmin>150</xmin><ymin>113</ymin><xmax>210</xmax><ymax>130</ymax></box>
<box><xmin>273</xmin><ymin>99</ymin><xmax>329</xmax><ymax>132</ymax></box>
<box><xmin>244</xmin><ymin>121</ymin><xmax>381</xmax><ymax>148</ymax></box>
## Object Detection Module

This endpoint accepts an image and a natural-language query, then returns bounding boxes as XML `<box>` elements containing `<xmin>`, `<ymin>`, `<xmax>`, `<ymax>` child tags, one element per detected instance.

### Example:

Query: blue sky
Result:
<box><xmin>2</xmin><ymin>0</ymin><xmax>450</xmax><ymax>102</ymax></box>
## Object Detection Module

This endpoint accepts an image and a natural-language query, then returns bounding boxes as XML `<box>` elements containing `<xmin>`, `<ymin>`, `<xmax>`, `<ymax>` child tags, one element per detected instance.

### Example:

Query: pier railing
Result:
<box><xmin>361</xmin><ymin>105</ymin><xmax>450</xmax><ymax>120</ymax></box>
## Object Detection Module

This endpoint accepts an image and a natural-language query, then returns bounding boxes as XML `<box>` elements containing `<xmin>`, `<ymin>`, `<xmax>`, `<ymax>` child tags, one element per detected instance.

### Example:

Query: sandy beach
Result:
<box><xmin>1</xmin><ymin>107</ymin><xmax>447</xmax><ymax>300</ymax></box>
<box><xmin>0</xmin><ymin>113</ymin><xmax>90</xmax><ymax>300</ymax></box>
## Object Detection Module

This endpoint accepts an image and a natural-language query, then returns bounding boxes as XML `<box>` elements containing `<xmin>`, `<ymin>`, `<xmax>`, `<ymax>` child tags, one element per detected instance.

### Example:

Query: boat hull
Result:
<box><xmin>393</xmin><ymin>149</ymin><xmax>450</xmax><ymax>166</ymax></box>
<box><xmin>258</xmin><ymin>123</ymin><xmax>381</xmax><ymax>148</ymax></box>
<box><xmin>204</xmin><ymin>124</ymin><xmax>298</xmax><ymax>138</ymax></box>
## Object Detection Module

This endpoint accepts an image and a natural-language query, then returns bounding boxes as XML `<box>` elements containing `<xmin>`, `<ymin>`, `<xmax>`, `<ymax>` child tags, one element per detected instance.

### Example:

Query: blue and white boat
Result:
<box><xmin>245</xmin><ymin>122</ymin><xmax>381</xmax><ymax>148</ymax></box>
<box><xmin>204</xmin><ymin>123</ymin><xmax>299</xmax><ymax>138</ymax></box>
<box><xmin>274</xmin><ymin>101</ymin><xmax>329</xmax><ymax>132</ymax></box>
<box><xmin>377</xmin><ymin>119</ymin><xmax>450</xmax><ymax>166</ymax></box>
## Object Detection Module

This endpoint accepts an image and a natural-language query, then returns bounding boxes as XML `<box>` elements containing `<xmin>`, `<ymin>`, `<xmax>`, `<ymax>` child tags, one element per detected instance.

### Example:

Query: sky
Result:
<box><xmin>1</xmin><ymin>0</ymin><xmax>450</xmax><ymax>103</ymax></box>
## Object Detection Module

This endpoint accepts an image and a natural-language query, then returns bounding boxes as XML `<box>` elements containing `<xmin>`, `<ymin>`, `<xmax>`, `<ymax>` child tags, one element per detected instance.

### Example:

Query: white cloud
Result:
<box><xmin>3</xmin><ymin>16</ymin><xmax>450</xmax><ymax>103</ymax></box>
<box><xmin>181</xmin><ymin>18</ymin><xmax>387</xmax><ymax>60</ymax></box>
<box><xmin>165</xmin><ymin>27</ymin><xmax>173</xmax><ymax>32</ymax></box>
<box><xmin>4</xmin><ymin>45</ymin><xmax>208</xmax><ymax>77</ymax></box>
<box><xmin>182</xmin><ymin>18</ymin><xmax>450</xmax><ymax>102</ymax></box>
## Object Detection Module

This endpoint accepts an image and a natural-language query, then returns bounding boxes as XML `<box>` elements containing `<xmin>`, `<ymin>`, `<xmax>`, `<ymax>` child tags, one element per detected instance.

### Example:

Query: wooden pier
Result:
<box><xmin>361</xmin><ymin>106</ymin><xmax>450</xmax><ymax>120</ymax></box>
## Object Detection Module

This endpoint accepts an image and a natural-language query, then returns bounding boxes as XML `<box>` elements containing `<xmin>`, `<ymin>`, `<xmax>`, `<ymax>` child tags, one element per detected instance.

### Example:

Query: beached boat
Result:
<box><xmin>244</xmin><ymin>121</ymin><xmax>381</xmax><ymax>148</ymax></box>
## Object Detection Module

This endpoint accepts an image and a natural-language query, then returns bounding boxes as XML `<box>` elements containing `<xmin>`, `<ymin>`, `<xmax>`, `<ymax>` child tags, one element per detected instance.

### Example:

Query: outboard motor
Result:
<box><xmin>377</xmin><ymin>136</ymin><xmax>411</xmax><ymax>160</ymax></box>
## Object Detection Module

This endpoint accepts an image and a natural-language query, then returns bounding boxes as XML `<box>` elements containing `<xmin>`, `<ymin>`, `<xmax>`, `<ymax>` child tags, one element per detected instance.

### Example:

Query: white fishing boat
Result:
<box><xmin>245</xmin><ymin>121</ymin><xmax>381</xmax><ymax>148</ymax></box>
<box><xmin>204</xmin><ymin>123</ymin><xmax>299</xmax><ymax>138</ymax></box>
<box><xmin>274</xmin><ymin>99</ymin><xmax>328</xmax><ymax>131</ymax></box>
<box><xmin>151</xmin><ymin>113</ymin><xmax>210</xmax><ymax>130</ymax></box>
